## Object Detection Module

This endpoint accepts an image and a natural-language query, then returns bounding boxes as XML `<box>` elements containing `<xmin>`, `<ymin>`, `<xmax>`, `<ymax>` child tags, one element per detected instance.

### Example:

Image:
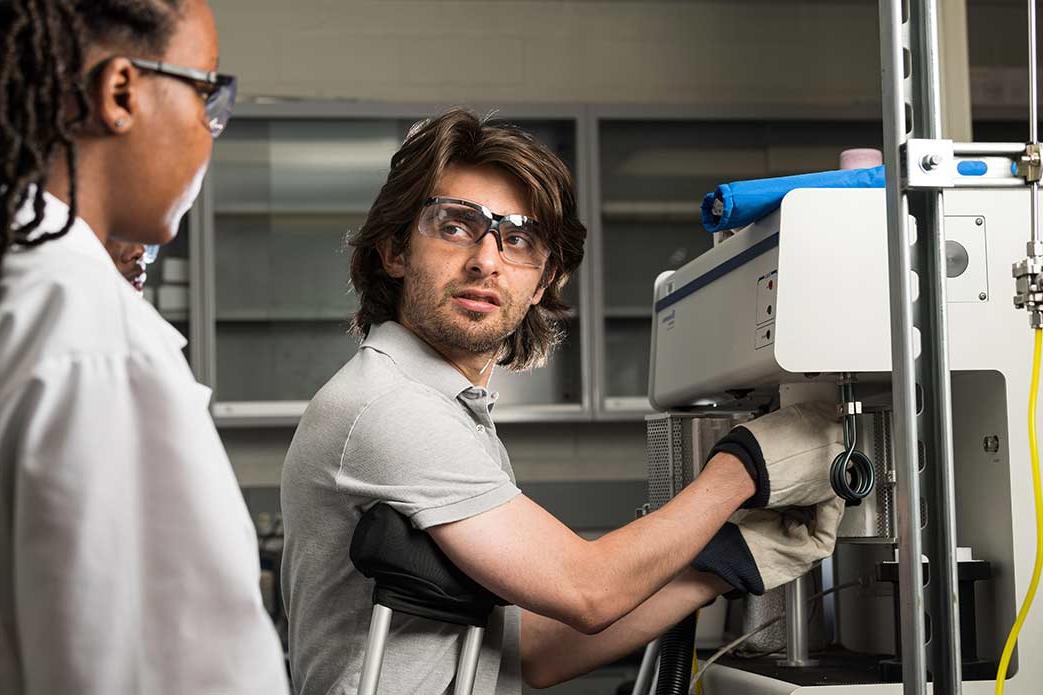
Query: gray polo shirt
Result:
<box><xmin>281</xmin><ymin>321</ymin><xmax>523</xmax><ymax>695</ymax></box>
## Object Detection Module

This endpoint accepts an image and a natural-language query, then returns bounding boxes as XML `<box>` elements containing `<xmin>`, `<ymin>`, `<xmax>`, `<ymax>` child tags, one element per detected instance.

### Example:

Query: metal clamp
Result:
<box><xmin>1012</xmin><ymin>253</ymin><xmax>1043</xmax><ymax>327</ymax></box>
<box><xmin>1016</xmin><ymin>143</ymin><xmax>1043</xmax><ymax>183</ymax></box>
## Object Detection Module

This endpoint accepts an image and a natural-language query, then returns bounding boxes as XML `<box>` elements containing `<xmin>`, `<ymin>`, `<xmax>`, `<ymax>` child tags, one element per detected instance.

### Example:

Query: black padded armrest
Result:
<box><xmin>349</xmin><ymin>503</ymin><xmax>507</xmax><ymax>627</ymax></box>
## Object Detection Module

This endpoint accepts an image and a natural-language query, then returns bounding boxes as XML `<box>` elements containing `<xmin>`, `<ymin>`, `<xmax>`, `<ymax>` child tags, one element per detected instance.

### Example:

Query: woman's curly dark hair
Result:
<box><xmin>349</xmin><ymin>109</ymin><xmax>587</xmax><ymax>372</ymax></box>
<box><xmin>0</xmin><ymin>0</ymin><xmax>183</xmax><ymax>272</ymax></box>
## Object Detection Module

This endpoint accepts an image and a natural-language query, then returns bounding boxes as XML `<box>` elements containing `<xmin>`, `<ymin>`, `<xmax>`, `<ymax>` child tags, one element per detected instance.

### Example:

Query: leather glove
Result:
<box><xmin>692</xmin><ymin>496</ymin><xmax>845</xmax><ymax>595</ymax></box>
<box><xmin>707</xmin><ymin>401</ymin><xmax>844</xmax><ymax>508</ymax></box>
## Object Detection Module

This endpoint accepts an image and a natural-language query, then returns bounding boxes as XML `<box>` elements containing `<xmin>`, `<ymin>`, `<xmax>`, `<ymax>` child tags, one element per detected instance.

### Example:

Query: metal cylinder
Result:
<box><xmin>357</xmin><ymin>604</ymin><xmax>393</xmax><ymax>695</ymax></box>
<box><xmin>630</xmin><ymin>639</ymin><xmax>661</xmax><ymax>695</ymax></box>
<box><xmin>452</xmin><ymin>626</ymin><xmax>485</xmax><ymax>695</ymax></box>
<box><xmin>777</xmin><ymin>574</ymin><xmax>819</xmax><ymax>668</ymax></box>
<box><xmin>1030</xmin><ymin>0</ymin><xmax>1038</xmax><ymax>145</ymax></box>
<box><xmin>1030</xmin><ymin>0</ymin><xmax>1040</xmax><ymax>245</ymax></box>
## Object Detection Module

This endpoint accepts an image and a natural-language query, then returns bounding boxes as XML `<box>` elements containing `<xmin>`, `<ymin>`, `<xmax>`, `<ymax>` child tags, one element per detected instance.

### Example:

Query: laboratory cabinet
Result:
<box><xmin>181</xmin><ymin>102</ymin><xmax>885</xmax><ymax>426</ymax></box>
<box><xmin>210</xmin><ymin>117</ymin><xmax>403</xmax><ymax>412</ymax></box>
<box><xmin>144</xmin><ymin>216</ymin><xmax>194</xmax><ymax>364</ymax></box>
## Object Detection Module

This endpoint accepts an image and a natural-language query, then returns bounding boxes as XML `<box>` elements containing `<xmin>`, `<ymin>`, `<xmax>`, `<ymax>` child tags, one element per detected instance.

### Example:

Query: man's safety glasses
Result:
<box><xmin>129</xmin><ymin>59</ymin><xmax>237</xmax><ymax>138</ymax></box>
<box><xmin>417</xmin><ymin>197</ymin><xmax>548</xmax><ymax>269</ymax></box>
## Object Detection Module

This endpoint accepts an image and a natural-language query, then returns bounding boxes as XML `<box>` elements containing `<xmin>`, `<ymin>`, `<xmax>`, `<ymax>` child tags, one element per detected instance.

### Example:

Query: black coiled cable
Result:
<box><xmin>831</xmin><ymin>447</ymin><xmax>875</xmax><ymax>502</ymax></box>
<box><xmin>830</xmin><ymin>385</ymin><xmax>876</xmax><ymax>503</ymax></box>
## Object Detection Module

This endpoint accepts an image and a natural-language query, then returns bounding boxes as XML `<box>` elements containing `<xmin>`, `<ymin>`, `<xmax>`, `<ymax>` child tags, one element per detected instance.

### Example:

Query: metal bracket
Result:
<box><xmin>902</xmin><ymin>140</ymin><xmax>1030</xmax><ymax>189</ymax></box>
<box><xmin>904</xmin><ymin>138</ymin><xmax>955</xmax><ymax>189</ymax></box>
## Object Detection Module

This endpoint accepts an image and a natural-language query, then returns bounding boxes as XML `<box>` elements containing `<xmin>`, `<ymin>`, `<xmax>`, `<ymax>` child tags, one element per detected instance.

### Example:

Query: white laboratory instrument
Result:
<box><xmin>646</xmin><ymin>186</ymin><xmax>1041</xmax><ymax>694</ymax></box>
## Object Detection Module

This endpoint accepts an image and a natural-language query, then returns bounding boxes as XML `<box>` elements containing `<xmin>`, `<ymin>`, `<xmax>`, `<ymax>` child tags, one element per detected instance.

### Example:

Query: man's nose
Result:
<box><xmin>466</xmin><ymin>232</ymin><xmax>503</xmax><ymax>276</ymax></box>
<box><xmin>125</xmin><ymin>244</ymin><xmax>146</xmax><ymax>263</ymax></box>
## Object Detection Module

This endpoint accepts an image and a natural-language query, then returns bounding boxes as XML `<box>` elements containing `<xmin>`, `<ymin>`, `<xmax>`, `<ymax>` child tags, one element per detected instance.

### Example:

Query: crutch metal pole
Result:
<box><xmin>356</xmin><ymin>604</ymin><xmax>486</xmax><ymax>695</ymax></box>
<box><xmin>452</xmin><ymin>625</ymin><xmax>485</xmax><ymax>695</ymax></box>
<box><xmin>630</xmin><ymin>638</ymin><xmax>662</xmax><ymax>695</ymax></box>
<box><xmin>357</xmin><ymin>604</ymin><xmax>394</xmax><ymax>695</ymax></box>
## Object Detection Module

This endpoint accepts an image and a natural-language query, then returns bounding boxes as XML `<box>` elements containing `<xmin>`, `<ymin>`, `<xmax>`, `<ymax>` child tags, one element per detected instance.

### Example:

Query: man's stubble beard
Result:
<box><xmin>399</xmin><ymin>263</ymin><xmax>530</xmax><ymax>357</ymax></box>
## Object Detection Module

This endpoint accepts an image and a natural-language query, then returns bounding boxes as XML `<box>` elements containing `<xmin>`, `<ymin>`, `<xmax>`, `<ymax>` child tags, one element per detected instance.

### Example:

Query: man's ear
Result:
<box><xmin>377</xmin><ymin>238</ymin><xmax>406</xmax><ymax>279</ymax></box>
<box><xmin>531</xmin><ymin>268</ymin><xmax>556</xmax><ymax>305</ymax></box>
<box><xmin>89</xmin><ymin>57</ymin><xmax>139</xmax><ymax>135</ymax></box>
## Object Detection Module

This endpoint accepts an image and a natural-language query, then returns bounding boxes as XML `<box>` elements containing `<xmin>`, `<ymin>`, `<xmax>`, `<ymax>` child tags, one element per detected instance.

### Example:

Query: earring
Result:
<box><xmin>114</xmin><ymin>118</ymin><xmax>125</xmax><ymax>129</ymax></box>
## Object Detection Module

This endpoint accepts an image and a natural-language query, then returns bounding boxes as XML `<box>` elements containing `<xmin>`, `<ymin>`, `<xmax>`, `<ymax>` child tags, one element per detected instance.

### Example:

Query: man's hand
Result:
<box><xmin>692</xmin><ymin>496</ymin><xmax>845</xmax><ymax>595</ymax></box>
<box><xmin>708</xmin><ymin>401</ymin><xmax>844</xmax><ymax>508</ymax></box>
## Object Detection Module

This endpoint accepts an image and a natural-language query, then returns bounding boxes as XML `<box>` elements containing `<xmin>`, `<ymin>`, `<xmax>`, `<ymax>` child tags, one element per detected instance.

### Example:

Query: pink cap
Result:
<box><xmin>839</xmin><ymin>148</ymin><xmax>884</xmax><ymax>170</ymax></box>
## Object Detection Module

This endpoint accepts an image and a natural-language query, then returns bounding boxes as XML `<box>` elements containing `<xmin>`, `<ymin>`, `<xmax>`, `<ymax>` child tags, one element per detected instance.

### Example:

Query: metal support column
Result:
<box><xmin>879</xmin><ymin>1</ymin><xmax>964</xmax><ymax>693</ymax></box>
<box><xmin>778</xmin><ymin>574</ymin><xmax>817</xmax><ymax>667</ymax></box>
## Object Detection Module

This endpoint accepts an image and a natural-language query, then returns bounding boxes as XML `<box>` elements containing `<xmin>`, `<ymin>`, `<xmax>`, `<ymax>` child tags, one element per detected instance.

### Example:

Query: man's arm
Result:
<box><xmin>426</xmin><ymin>454</ymin><xmax>752</xmax><ymax>635</ymax></box>
<box><xmin>520</xmin><ymin>568</ymin><xmax>729</xmax><ymax>688</ymax></box>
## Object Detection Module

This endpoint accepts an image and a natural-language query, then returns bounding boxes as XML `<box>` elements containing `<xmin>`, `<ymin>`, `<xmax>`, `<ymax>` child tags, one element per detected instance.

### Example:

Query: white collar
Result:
<box><xmin>12</xmin><ymin>189</ymin><xmax>111</xmax><ymax>265</ymax></box>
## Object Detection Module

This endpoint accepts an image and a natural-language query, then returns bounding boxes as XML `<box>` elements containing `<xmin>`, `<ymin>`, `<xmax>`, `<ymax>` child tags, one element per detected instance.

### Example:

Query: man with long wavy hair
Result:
<box><xmin>280</xmin><ymin>109</ymin><xmax>845</xmax><ymax>695</ymax></box>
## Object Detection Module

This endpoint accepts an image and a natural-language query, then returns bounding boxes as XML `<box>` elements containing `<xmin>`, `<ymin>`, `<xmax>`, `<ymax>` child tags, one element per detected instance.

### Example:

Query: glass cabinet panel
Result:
<box><xmin>146</xmin><ymin>217</ymin><xmax>192</xmax><ymax>364</ymax></box>
<box><xmin>210</xmin><ymin>118</ymin><xmax>405</xmax><ymax>405</ymax></box>
<box><xmin>598</xmin><ymin>119</ymin><xmax>881</xmax><ymax>411</ymax></box>
<box><xmin>206</xmin><ymin>113</ymin><xmax>584</xmax><ymax>420</ymax></box>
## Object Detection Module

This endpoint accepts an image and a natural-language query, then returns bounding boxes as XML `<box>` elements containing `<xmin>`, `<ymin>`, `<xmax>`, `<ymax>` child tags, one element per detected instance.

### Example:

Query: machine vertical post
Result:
<box><xmin>1029</xmin><ymin>0</ymin><xmax>1040</xmax><ymax>249</ymax></box>
<box><xmin>879</xmin><ymin>0</ymin><xmax>964</xmax><ymax>693</ymax></box>
<box><xmin>779</xmin><ymin>574</ymin><xmax>816</xmax><ymax>667</ymax></box>
<box><xmin>776</xmin><ymin>383</ymin><xmax>832</xmax><ymax>669</ymax></box>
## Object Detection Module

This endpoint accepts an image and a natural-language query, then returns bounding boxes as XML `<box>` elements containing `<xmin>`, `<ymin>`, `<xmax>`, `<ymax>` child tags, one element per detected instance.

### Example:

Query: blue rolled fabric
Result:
<box><xmin>700</xmin><ymin>165</ymin><xmax>885</xmax><ymax>233</ymax></box>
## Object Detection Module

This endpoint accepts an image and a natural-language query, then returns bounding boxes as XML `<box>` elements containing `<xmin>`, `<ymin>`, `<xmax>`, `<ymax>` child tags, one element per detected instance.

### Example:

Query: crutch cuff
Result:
<box><xmin>351</xmin><ymin>503</ymin><xmax>506</xmax><ymax>628</ymax></box>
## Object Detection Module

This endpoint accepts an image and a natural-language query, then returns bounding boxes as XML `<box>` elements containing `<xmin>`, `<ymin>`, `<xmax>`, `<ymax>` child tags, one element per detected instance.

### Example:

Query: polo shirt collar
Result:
<box><xmin>362</xmin><ymin>321</ymin><xmax>479</xmax><ymax>400</ymax></box>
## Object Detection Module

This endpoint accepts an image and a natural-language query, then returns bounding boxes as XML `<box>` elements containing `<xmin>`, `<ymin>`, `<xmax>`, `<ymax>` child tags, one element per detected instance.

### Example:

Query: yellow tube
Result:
<box><xmin>995</xmin><ymin>328</ymin><xmax>1043</xmax><ymax>694</ymax></box>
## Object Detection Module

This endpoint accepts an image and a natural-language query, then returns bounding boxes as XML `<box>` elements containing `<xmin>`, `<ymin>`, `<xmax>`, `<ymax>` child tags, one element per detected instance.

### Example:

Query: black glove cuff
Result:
<box><xmin>692</xmin><ymin>522</ymin><xmax>765</xmax><ymax>597</ymax></box>
<box><xmin>707</xmin><ymin>425</ymin><xmax>769</xmax><ymax>508</ymax></box>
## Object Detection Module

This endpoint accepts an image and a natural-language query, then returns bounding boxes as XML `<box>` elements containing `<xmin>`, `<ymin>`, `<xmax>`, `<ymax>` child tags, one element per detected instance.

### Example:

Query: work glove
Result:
<box><xmin>692</xmin><ymin>496</ymin><xmax>845</xmax><ymax>595</ymax></box>
<box><xmin>707</xmin><ymin>401</ymin><xmax>844</xmax><ymax>508</ymax></box>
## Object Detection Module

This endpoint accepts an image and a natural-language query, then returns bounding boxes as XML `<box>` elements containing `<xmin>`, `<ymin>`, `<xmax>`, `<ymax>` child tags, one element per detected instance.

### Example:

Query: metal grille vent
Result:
<box><xmin>646</xmin><ymin>413</ymin><xmax>744</xmax><ymax>511</ymax></box>
<box><xmin>645</xmin><ymin>414</ymin><xmax>694</xmax><ymax>510</ymax></box>
<box><xmin>645</xmin><ymin>416</ymin><xmax>676</xmax><ymax>511</ymax></box>
<box><xmin>874</xmin><ymin>411</ymin><xmax>896</xmax><ymax>539</ymax></box>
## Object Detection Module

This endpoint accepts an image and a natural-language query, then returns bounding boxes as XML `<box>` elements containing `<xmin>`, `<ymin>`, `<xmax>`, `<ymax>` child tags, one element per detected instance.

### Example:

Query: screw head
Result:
<box><xmin>921</xmin><ymin>154</ymin><xmax>942</xmax><ymax>171</ymax></box>
<box><xmin>979</xmin><ymin>292</ymin><xmax>988</xmax><ymax>301</ymax></box>
<box><xmin>975</xmin><ymin>218</ymin><xmax>984</xmax><ymax>226</ymax></box>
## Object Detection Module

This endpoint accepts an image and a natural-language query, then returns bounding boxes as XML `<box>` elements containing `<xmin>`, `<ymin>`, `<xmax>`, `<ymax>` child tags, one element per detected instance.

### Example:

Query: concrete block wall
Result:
<box><xmin>212</xmin><ymin>0</ymin><xmax>883</xmax><ymax>108</ymax></box>
<box><xmin>210</xmin><ymin>0</ymin><xmax>1043</xmax><ymax>112</ymax></box>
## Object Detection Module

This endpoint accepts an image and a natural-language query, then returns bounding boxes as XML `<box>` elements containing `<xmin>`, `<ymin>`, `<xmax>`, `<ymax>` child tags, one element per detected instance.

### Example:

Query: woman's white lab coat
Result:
<box><xmin>0</xmin><ymin>193</ymin><xmax>289</xmax><ymax>694</ymax></box>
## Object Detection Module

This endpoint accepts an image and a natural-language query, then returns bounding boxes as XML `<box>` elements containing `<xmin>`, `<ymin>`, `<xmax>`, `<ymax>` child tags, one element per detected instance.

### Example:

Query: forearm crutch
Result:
<box><xmin>350</xmin><ymin>503</ymin><xmax>506</xmax><ymax>695</ymax></box>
